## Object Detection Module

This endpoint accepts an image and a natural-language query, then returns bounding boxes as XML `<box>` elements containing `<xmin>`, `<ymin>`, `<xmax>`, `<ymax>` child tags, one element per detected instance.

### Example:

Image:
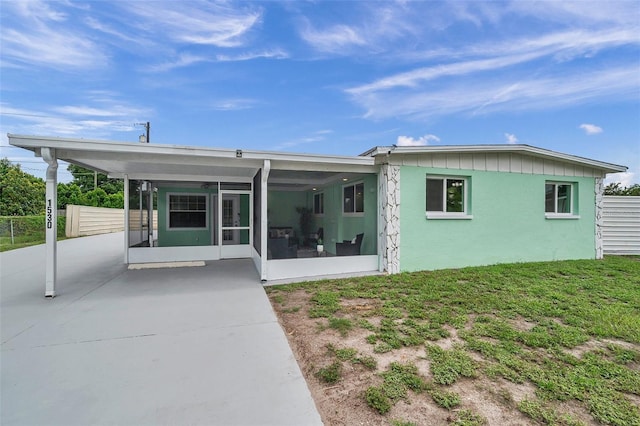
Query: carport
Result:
<box><xmin>8</xmin><ymin>134</ymin><xmax>381</xmax><ymax>297</ymax></box>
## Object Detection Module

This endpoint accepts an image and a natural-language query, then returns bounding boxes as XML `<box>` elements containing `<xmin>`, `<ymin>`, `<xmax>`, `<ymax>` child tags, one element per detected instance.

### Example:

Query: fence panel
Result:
<box><xmin>66</xmin><ymin>205</ymin><xmax>157</xmax><ymax>238</ymax></box>
<box><xmin>602</xmin><ymin>196</ymin><xmax>640</xmax><ymax>255</ymax></box>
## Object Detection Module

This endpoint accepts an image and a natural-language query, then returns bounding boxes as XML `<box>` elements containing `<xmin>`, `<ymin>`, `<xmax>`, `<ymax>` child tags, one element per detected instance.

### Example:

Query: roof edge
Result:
<box><xmin>364</xmin><ymin>144</ymin><xmax>627</xmax><ymax>173</ymax></box>
<box><xmin>7</xmin><ymin>134</ymin><xmax>375</xmax><ymax>166</ymax></box>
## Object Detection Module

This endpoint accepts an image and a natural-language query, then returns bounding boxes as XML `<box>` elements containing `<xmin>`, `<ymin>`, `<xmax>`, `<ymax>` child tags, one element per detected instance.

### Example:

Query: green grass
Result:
<box><xmin>267</xmin><ymin>257</ymin><xmax>640</xmax><ymax>424</ymax></box>
<box><xmin>426</xmin><ymin>344</ymin><xmax>477</xmax><ymax>385</ymax></box>
<box><xmin>429</xmin><ymin>388</ymin><xmax>461</xmax><ymax>410</ymax></box>
<box><xmin>451</xmin><ymin>409</ymin><xmax>486</xmax><ymax>426</ymax></box>
<box><xmin>315</xmin><ymin>361</ymin><xmax>342</xmax><ymax>384</ymax></box>
<box><xmin>0</xmin><ymin>215</ymin><xmax>67</xmax><ymax>252</ymax></box>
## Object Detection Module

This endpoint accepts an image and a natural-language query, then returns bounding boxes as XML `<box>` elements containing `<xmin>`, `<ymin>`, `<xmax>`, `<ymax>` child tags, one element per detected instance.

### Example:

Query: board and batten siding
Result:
<box><xmin>602</xmin><ymin>196</ymin><xmax>640</xmax><ymax>255</ymax></box>
<box><xmin>389</xmin><ymin>152</ymin><xmax>605</xmax><ymax>178</ymax></box>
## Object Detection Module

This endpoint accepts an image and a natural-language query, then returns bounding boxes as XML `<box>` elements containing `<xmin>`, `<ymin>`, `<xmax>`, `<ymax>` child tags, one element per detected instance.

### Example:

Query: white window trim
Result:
<box><xmin>545</xmin><ymin>213</ymin><xmax>581</xmax><ymax>220</ymax></box>
<box><xmin>313</xmin><ymin>191</ymin><xmax>325</xmax><ymax>217</ymax></box>
<box><xmin>426</xmin><ymin>175</ymin><xmax>472</xmax><ymax>219</ymax></box>
<box><xmin>166</xmin><ymin>192</ymin><xmax>209</xmax><ymax>231</ymax></box>
<box><xmin>545</xmin><ymin>181</ymin><xmax>579</xmax><ymax>219</ymax></box>
<box><xmin>342</xmin><ymin>181</ymin><xmax>365</xmax><ymax>216</ymax></box>
<box><xmin>426</xmin><ymin>212</ymin><xmax>474</xmax><ymax>220</ymax></box>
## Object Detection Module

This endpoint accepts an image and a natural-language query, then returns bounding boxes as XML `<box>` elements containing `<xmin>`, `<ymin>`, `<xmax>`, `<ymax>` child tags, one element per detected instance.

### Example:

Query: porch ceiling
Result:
<box><xmin>268</xmin><ymin>169</ymin><xmax>365</xmax><ymax>191</ymax></box>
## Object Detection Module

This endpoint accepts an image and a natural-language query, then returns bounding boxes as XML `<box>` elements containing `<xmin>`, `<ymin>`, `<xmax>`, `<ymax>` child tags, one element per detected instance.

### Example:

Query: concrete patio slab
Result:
<box><xmin>1</xmin><ymin>233</ymin><xmax>322</xmax><ymax>426</ymax></box>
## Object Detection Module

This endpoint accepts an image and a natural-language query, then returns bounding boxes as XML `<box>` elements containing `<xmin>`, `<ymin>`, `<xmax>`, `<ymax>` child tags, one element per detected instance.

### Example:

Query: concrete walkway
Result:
<box><xmin>1</xmin><ymin>233</ymin><xmax>322</xmax><ymax>426</ymax></box>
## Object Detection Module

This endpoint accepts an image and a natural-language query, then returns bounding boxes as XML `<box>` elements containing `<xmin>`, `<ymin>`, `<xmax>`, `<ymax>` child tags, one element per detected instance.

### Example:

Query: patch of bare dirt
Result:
<box><xmin>449</xmin><ymin>379</ymin><xmax>535</xmax><ymax>426</ymax></box>
<box><xmin>509</xmin><ymin>317</ymin><xmax>538</xmax><ymax>332</ymax></box>
<box><xmin>564</xmin><ymin>337</ymin><xmax>640</xmax><ymax>360</ymax></box>
<box><xmin>272</xmin><ymin>290</ymin><xmax>533</xmax><ymax>426</ymax></box>
<box><xmin>268</xmin><ymin>290</ymin><xmax>626</xmax><ymax>426</ymax></box>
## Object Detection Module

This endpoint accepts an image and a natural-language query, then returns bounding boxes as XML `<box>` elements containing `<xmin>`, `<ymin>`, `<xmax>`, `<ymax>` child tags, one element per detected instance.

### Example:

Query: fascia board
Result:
<box><xmin>8</xmin><ymin>134</ymin><xmax>375</xmax><ymax>168</ymax></box>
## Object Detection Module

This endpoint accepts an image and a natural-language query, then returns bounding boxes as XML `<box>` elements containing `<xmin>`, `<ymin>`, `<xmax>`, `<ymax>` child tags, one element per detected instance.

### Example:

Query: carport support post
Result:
<box><xmin>260</xmin><ymin>160</ymin><xmax>270</xmax><ymax>281</ymax></box>
<box><xmin>42</xmin><ymin>148</ymin><xmax>58</xmax><ymax>298</ymax></box>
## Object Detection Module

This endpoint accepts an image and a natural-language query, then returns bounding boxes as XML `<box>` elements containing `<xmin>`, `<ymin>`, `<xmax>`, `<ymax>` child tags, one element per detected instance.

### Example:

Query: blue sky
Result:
<box><xmin>1</xmin><ymin>0</ymin><xmax>639</xmax><ymax>185</ymax></box>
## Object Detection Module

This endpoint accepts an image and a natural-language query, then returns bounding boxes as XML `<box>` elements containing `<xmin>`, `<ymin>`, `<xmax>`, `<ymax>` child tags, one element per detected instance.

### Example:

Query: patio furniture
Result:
<box><xmin>335</xmin><ymin>233</ymin><xmax>363</xmax><ymax>256</ymax></box>
<box><xmin>268</xmin><ymin>237</ymin><xmax>298</xmax><ymax>259</ymax></box>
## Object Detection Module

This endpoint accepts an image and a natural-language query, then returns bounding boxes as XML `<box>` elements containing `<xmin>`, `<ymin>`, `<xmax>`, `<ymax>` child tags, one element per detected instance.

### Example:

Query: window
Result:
<box><xmin>426</xmin><ymin>176</ymin><xmax>471</xmax><ymax>218</ymax></box>
<box><xmin>314</xmin><ymin>192</ymin><xmax>324</xmax><ymax>215</ymax></box>
<box><xmin>168</xmin><ymin>194</ymin><xmax>207</xmax><ymax>228</ymax></box>
<box><xmin>545</xmin><ymin>182</ymin><xmax>577</xmax><ymax>218</ymax></box>
<box><xmin>343</xmin><ymin>182</ymin><xmax>364</xmax><ymax>214</ymax></box>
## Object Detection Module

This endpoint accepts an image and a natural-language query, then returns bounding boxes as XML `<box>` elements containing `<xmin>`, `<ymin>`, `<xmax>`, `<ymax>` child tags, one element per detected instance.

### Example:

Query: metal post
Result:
<box><xmin>42</xmin><ymin>148</ymin><xmax>58</xmax><ymax>298</ymax></box>
<box><xmin>124</xmin><ymin>175</ymin><xmax>129</xmax><ymax>264</ymax></box>
<box><xmin>10</xmin><ymin>219</ymin><xmax>14</xmax><ymax>245</ymax></box>
<box><xmin>139</xmin><ymin>182</ymin><xmax>143</xmax><ymax>243</ymax></box>
<box><xmin>147</xmin><ymin>182</ymin><xmax>153</xmax><ymax>247</ymax></box>
<box><xmin>260</xmin><ymin>160</ymin><xmax>270</xmax><ymax>281</ymax></box>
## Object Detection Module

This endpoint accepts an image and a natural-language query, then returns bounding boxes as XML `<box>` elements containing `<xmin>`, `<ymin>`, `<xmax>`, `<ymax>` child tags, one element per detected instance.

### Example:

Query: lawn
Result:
<box><xmin>267</xmin><ymin>257</ymin><xmax>640</xmax><ymax>426</ymax></box>
<box><xmin>0</xmin><ymin>215</ymin><xmax>66</xmax><ymax>252</ymax></box>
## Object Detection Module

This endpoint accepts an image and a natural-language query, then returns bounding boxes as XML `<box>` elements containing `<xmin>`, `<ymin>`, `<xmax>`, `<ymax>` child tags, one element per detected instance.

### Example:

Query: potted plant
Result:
<box><xmin>316</xmin><ymin>238</ymin><xmax>324</xmax><ymax>253</ymax></box>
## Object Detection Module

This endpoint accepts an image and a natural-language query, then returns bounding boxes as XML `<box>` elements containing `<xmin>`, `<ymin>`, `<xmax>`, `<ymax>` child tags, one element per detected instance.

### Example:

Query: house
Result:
<box><xmin>8</xmin><ymin>134</ymin><xmax>626</xmax><ymax>297</ymax></box>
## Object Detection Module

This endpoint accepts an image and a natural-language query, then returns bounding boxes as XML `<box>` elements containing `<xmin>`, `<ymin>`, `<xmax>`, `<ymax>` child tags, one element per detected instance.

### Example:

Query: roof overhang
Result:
<box><xmin>364</xmin><ymin>144</ymin><xmax>627</xmax><ymax>174</ymax></box>
<box><xmin>8</xmin><ymin>134</ymin><xmax>377</xmax><ymax>183</ymax></box>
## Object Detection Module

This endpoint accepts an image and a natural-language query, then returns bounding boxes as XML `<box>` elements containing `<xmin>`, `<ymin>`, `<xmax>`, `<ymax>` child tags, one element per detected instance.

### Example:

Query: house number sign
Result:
<box><xmin>46</xmin><ymin>199</ymin><xmax>53</xmax><ymax>229</ymax></box>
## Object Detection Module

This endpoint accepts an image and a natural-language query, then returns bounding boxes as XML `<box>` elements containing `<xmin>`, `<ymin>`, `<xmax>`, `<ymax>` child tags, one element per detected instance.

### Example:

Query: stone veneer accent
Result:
<box><xmin>380</xmin><ymin>164</ymin><xmax>400</xmax><ymax>273</ymax></box>
<box><xmin>595</xmin><ymin>177</ymin><xmax>604</xmax><ymax>259</ymax></box>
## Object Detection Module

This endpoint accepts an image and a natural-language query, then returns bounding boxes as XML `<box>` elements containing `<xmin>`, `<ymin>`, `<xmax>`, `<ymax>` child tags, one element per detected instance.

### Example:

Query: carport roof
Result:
<box><xmin>8</xmin><ymin>134</ymin><xmax>376</xmax><ymax>181</ymax></box>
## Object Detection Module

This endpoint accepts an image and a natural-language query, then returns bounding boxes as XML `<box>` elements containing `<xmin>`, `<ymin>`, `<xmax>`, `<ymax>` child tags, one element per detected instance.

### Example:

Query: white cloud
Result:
<box><xmin>122</xmin><ymin>2</ymin><xmax>262</xmax><ymax>48</ymax></box>
<box><xmin>273</xmin><ymin>130</ymin><xmax>333</xmax><ymax>150</ymax></box>
<box><xmin>1</xmin><ymin>94</ymin><xmax>151</xmax><ymax>138</ymax></box>
<box><xmin>604</xmin><ymin>171</ymin><xmax>636</xmax><ymax>187</ymax></box>
<box><xmin>0</xmin><ymin>2</ymin><xmax>108</xmax><ymax>70</ymax></box>
<box><xmin>348</xmin><ymin>27</ymin><xmax>639</xmax><ymax>95</ymax></box>
<box><xmin>147</xmin><ymin>53</ymin><xmax>212</xmax><ymax>72</ymax></box>
<box><xmin>397</xmin><ymin>134</ymin><xmax>440</xmax><ymax>146</ymax></box>
<box><xmin>347</xmin><ymin>66</ymin><xmax>639</xmax><ymax>120</ymax></box>
<box><xmin>299</xmin><ymin>22</ymin><xmax>366</xmax><ymax>53</ymax></box>
<box><xmin>580</xmin><ymin>123</ymin><xmax>603</xmax><ymax>135</ymax></box>
<box><xmin>505</xmin><ymin>133</ymin><xmax>519</xmax><ymax>144</ymax></box>
<box><xmin>297</xmin><ymin>4</ymin><xmax>423</xmax><ymax>55</ymax></box>
<box><xmin>211</xmin><ymin>99</ymin><xmax>260</xmax><ymax>111</ymax></box>
<box><xmin>216</xmin><ymin>49</ymin><xmax>289</xmax><ymax>62</ymax></box>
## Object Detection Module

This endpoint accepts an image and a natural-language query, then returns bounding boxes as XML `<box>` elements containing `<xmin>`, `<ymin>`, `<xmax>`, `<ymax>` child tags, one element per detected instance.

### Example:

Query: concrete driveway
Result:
<box><xmin>1</xmin><ymin>233</ymin><xmax>322</xmax><ymax>426</ymax></box>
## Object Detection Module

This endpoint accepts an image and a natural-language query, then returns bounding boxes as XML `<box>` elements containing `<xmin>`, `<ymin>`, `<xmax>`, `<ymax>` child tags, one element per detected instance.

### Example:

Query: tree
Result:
<box><xmin>67</xmin><ymin>164</ymin><xmax>123</xmax><ymax>194</ymax></box>
<box><xmin>57</xmin><ymin>183</ymin><xmax>83</xmax><ymax>209</ymax></box>
<box><xmin>0</xmin><ymin>158</ymin><xmax>46</xmax><ymax>216</ymax></box>
<box><xmin>604</xmin><ymin>182</ymin><xmax>640</xmax><ymax>196</ymax></box>
<box><xmin>65</xmin><ymin>164</ymin><xmax>124</xmax><ymax>208</ymax></box>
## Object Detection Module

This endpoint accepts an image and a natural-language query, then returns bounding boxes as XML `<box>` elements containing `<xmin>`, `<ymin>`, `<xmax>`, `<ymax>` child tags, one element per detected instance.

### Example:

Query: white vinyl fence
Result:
<box><xmin>65</xmin><ymin>205</ymin><xmax>157</xmax><ymax>238</ymax></box>
<box><xmin>602</xmin><ymin>196</ymin><xmax>640</xmax><ymax>255</ymax></box>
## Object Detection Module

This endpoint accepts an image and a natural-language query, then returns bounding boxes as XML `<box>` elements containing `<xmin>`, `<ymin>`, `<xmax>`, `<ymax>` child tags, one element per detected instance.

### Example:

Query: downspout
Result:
<box><xmin>261</xmin><ymin>159</ymin><xmax>271</xmax><ymax>281</ymax></box>
<box><xmin>124</xmin><ymin>175</ymin><xmax>129</xmax><ymax>264</ymax></box>
<box><xmin>42</xmin><ymin>148</ymin><xmax>58</xmax><ymax>297</ymax></box>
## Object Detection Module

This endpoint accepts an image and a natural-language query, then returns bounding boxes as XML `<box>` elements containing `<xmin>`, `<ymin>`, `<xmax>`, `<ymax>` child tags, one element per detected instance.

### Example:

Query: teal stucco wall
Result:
<box><xmin>399</xmin><ymin>166</ymin><xmax>596</xmax><ymax>271</ymax></box>
<box><xmin>157</xmin><ymin>186</ymin><xmax>217</xmax><ymax>247</ymax></box>
<box><xmin>309</xmin><ymin>174</ymin><xmax>377</xmax><ymax>255</ymax></box>
<box><xmin>268</xmin><ymin>191</ymin><xmax>307</xmax><ymax>239</ymax></box>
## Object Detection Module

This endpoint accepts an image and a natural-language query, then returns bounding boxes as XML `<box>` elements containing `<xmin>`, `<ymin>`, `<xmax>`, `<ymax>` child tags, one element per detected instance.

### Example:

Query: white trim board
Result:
<box><xmin>266</xmin><ymin>255</ymin><xmax>379</xmax><ymax>281</ymax></box>
<box><xmin>128</xmin><ymin>245</ymin><xmax>220</xmax><ymax>263</ymax></box>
